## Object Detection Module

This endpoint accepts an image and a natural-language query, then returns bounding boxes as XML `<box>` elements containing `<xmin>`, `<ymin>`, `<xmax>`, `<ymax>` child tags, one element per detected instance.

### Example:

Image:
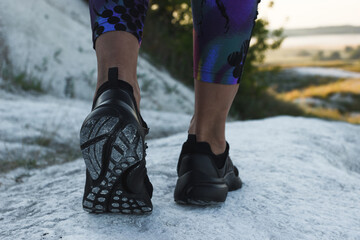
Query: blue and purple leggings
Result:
<box><xmin>89</xmin><ymin>0</ymin><xmax>260</xmax><ymax>85</ymax></box>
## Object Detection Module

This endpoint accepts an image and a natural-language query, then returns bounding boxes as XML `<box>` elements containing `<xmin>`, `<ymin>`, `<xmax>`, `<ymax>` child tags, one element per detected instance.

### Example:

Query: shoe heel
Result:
<box><xmin>174</xmin><ymin>170</ymin><xmax>228</xmax><ymax>205</ymax></box>
<box><xmin>80</xmin><ymin>109</ymin><xmax>152</xmax><ymax>214</ymax></box>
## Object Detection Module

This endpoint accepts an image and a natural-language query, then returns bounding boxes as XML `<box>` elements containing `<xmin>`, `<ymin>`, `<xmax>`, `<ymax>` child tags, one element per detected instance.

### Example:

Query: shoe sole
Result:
<box><xmin>174</xmin><ymin>170</ymin><xmax>228</xmax><ymax>205</ymax></box>
<box><xmin>80</xmin><ymin>114</ymin><xmax>152</xmax><ymax>214</ymax></box>
<box><xmin>174</xmin><ymin>170</ymin><xmax>242</xmax><ymax>206</ymax></box>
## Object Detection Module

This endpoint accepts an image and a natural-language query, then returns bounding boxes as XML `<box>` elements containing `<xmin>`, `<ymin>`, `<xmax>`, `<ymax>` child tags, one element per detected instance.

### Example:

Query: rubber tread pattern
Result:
<box><xmin>80</xmin><ymin>116</ymin><xmax>152</xmax><ymax>214</ymax></box>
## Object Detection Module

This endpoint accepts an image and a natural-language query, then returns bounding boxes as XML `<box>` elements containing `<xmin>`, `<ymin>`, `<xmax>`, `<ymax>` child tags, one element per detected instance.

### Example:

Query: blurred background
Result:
<box><xmin>0</xmin><ymin>0</ymin><xmax>359</xmax><ymax>173</ymax></box>
<box><xmin>141</xmin><ymin>0</ymin><xmax>360</xmax><ymax>123</ymax></box>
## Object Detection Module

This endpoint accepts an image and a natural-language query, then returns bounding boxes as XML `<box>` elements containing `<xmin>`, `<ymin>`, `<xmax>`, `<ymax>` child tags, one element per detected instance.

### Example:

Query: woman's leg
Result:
<box><xmin>81</xmin><ymin>0</ymin><xmax>153</xmax><ymax>214</ymax></box>
<box><xmin>188</xmin><ymin>0</ymin><xmax>260</xmax><ymax>154</ymax></box>
<box><xmin>89</xmin><ymin>0</ymin><xmax>149</xmax><ymax>109</ymax></box>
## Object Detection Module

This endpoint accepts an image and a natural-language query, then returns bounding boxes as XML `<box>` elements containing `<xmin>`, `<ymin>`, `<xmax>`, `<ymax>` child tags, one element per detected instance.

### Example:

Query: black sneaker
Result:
<box><xmin>80</xmin><ymin>67</ymin><xmax>153</xmax><ymax>214</ymax></box>
<box><xmin>174</xmin><ymin>134</ymin><xmax>242</xmax><ymax>205</ymax></box>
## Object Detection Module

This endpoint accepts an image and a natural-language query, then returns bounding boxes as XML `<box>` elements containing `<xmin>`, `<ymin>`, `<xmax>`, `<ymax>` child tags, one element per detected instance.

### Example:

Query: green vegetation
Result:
<box><xmin>272</xmin><ymin>77</ymin><xmax>360</xmax><ymax>124</ymax></box>
<box><xmin>1</xmin><ymin>158</ymin><xmax>38</xmax><ymax>173</ymax></box>
<box><xmin>328</xmin><ymin>51</ymin><xmax>341</xmax><ymax>60</ymax></box>
<box><xmin>0</xmin><ymin>147</ymin><xmax>81</xmax><ymax>173</ymax></box>
<box><xmin>258</xmin><ymin>48</ymin><xmax>360</xmax><ymax>124</ymax></box>
<box><xmin>346</xmin><ymin>45</ymin><xmax>360</xmax><ymax>59</ymax></box>
<box><xmin>13</xmin><ymin>72</ymin><xmax>43</xmax><ymax>92</ymax></box>
<box><xmin>1</xmin><ymin>134</ymin><xmax>81</xmax><ymax>173</ymax></box>
<box><xmin>262</xmin><ymin>71</ymin><xmax>339</xmax><ymax>93</ymax></box>
<box><xmin>1</xmin><ymin>64</ymin><xmax>45</xmax><ymax>93</ymax></box>
<box><xmin>279</xmin><ymin>79</ymin><xmax>360</xmax><ymax>101</ymax></box>
<box><xmin>314</xmin><ymin>50</ymin><xmax>342</xmax><ymax>61</ymax></box>
<box><xmin>297</xmin><ymin>50</ymin><xmax>311</xmax><ymax>57</ymax></box>
<box><xmin>64</xmin><ymin>77</ymin><xmax>75</xmax><ymax>98</ymax></box>
<box><xmin>0</xmin><ymin>121</ymin><xmax>81</xmax><ymax>173</ymax></box>
<box><xmin>268</xmin><ymin>60</ymin><xmax>360</xmax><ymax>73</ymax></box>
<box><xmin>302</xmin><ymin>46</ymin><xmax>360</xmax><ymax>62</ymax></box>
<box><xmin>141</xmin><ymin>1</ymin><xmax>193</xmax><ymax>85</ymax></box>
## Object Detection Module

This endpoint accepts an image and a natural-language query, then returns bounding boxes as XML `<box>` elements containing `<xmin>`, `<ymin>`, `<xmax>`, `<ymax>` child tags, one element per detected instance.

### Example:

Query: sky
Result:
<box><xmin>258</xmin><ymin>0</ymin><xmax>360</xmax><ymax>29</ymax></box>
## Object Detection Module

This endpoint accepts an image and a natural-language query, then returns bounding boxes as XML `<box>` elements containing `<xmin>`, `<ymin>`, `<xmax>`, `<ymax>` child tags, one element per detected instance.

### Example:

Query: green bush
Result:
<box><xmin>328</xmin><ymin>51</ymin><xmax>341</xmax><ymax>60</ymax></box>
<box><xmin>349</xmin><ymin>46</ymin><xmax>360</xmax><ymax>60</ymax></box>
<box><xmin>1</xmin><ymin>64</ymin><xmax>44</xmax><ymax>93</ymax></box>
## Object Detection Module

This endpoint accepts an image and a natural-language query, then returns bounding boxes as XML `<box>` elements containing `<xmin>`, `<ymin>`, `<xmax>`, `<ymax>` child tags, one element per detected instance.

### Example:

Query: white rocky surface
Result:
<box><xmin>1</xmin><ymin>116</ymin><xmax>360</xmax><ymax>240</ymax></box>
<box><xmin>0</xmin><ymin>89</ymin><xmax>192</xmax><ymax>169</ymax></box>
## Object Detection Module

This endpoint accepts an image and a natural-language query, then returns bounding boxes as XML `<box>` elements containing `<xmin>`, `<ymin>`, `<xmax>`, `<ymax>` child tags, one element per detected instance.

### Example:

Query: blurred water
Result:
<box><xmin>289</xmin><ymin>67</ymin><xmax>360</xmax><ymax>78</ymax></box>
<box><xmin>282</xmin><ymin>34</ymin><xmax>360</xmax><ymax>48</ymax></box>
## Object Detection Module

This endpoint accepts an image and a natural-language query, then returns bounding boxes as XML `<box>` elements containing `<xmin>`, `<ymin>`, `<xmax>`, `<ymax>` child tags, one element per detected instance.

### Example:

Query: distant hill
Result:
<box><xmin>283</xmin><ymin>25</ymin><xmax>360</xmax><ymax>36</ymax></box>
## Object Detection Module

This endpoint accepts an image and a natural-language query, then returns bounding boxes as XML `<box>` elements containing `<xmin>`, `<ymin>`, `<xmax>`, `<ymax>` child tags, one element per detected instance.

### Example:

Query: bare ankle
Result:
<box><xmin>187</xmin><ymin>115</ymin><xmax>196</xmax><ymax>135</ymax></box>
<box><xmin>195</xmin><ymin>134</ymin><xmax>226</xmax><ymax>155</ymax></box>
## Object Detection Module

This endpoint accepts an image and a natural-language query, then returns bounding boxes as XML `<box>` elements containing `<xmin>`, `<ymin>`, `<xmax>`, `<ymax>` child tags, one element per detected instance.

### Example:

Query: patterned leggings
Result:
<box><xmin>89</xmin><ymin>0</ymin><xmax>260</xmax><ymax>85</ymax></box>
